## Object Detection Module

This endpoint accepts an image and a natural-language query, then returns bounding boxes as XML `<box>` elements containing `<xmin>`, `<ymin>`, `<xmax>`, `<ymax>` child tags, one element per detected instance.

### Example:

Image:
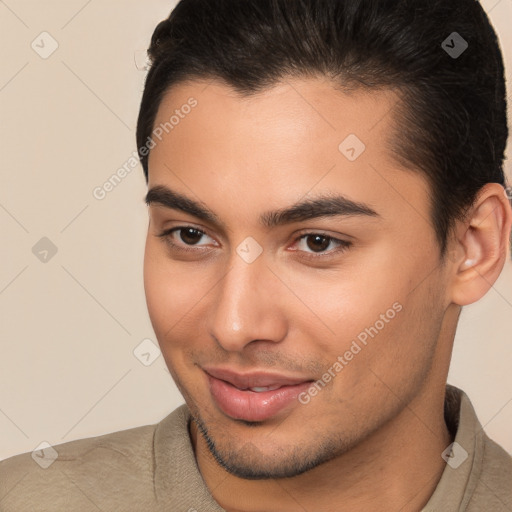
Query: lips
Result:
<box><xmin>203</xmin><ymin>366</ymin><xmax>313</xmax><ymax>421</ymax></box>
<box><xmin>203</xmin><ymin>366</ymin><xmax>311</xmax><ymax>389</ymax></box>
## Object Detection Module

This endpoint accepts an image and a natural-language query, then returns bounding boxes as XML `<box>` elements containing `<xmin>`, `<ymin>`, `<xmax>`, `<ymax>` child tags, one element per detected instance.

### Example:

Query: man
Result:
<box><xmin>1</xmin><ymin>0</ymin><xmax>511</xmax><ymax>510</ymax></box>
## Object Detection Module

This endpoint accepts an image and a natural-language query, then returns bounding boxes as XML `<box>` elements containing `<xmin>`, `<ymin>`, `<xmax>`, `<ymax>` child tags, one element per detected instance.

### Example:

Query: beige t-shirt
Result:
<box><xmin>0</xmin><ymin>385</ymin><xmax>510</xmax><ymax>511</ymax></box>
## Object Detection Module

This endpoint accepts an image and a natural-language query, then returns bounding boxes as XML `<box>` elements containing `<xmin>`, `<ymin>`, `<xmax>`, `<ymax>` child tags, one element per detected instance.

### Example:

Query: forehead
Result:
<box><xmin>147</xmin><ymin>77</ymin><xmax>431</xmax><ymax>229</ymax></box>
<box><xmin>151</xmin><ymin>77</ymin><xmax>401</xmax><ymax>162</ymax></box>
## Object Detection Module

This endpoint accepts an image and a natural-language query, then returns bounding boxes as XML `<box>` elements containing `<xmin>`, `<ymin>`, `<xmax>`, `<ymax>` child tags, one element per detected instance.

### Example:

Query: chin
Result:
<box><xmin>192</xmin><ymin>408</ymin><xmax>345</xmax><ymax>480</ymax></box>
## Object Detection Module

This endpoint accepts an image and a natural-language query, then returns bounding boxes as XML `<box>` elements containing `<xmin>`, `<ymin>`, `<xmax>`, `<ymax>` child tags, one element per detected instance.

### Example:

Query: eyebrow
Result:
<box><xmin>145</xmin><ymin>184</ymin><xmax>381</xmax><ymax>229</ymax></box>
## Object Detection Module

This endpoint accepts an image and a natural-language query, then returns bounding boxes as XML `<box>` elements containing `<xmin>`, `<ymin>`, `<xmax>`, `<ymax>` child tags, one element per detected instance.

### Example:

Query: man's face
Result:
<box><xmin>144</xmin><ymin>77</ymin><xmax>452</xmax><ymax>478</ymax></box>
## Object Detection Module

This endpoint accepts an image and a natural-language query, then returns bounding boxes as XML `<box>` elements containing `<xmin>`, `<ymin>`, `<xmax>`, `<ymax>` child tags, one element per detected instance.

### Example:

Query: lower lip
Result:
<box><xmin>206</xmin><ymin>374</ymin><xmax>312</xmax><ymax>422</ymax></box>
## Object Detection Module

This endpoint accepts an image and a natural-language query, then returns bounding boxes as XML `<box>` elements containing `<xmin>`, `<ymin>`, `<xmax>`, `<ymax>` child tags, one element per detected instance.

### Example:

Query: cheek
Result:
<box><xmin>275</xmin><ymin>248</ymin><xmax>404</xmax><ymax>349</ymax></box>
<box><xmin>285</xmin><ymin>248</ymin><xmax>436</xmax><ymax>385</ymax></box>
<box><xmin>143</xmin><ymin>238</ymin><xmax>205</xmax><ymax>343</ymax></box>
<box><xmin>337</xmin><ymin>276</ymin><xmax>442</xmax><ymax>401</ymax></box>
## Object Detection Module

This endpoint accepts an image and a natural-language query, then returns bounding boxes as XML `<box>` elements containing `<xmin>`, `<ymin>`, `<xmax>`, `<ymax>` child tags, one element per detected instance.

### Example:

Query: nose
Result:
<box><xmin>208</xmin><ymin>249</ymin><xmax>288</xmax><ymax>352</ymax></box>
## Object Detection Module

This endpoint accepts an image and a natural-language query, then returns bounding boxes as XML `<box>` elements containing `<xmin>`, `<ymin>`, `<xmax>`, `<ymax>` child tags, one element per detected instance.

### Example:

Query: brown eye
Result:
<box><xmin>179</xmin><ymin>227</ymin><xmax>204</xmax><ymax>245</ymax></box>
<box><xmin>156</xmin><ymin>226</ymin><xmax>215</xmax><ymax>252</ymax></box>
<box><xmin>305</xmin><ymin>234</ymin><xmax>331</xmax><ymax>252</ymax></box>
<box><xmin>294</xmin><ymin>233</ymin><xmax>352</xmax><ymax>258</ymax></box>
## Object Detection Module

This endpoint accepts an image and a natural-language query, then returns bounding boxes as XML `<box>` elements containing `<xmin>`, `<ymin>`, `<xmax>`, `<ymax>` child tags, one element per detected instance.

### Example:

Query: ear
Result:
<box><xmin>448</xmin><ymin>183</ymin><xmax>512</xmax><ymax>307</ymax></box>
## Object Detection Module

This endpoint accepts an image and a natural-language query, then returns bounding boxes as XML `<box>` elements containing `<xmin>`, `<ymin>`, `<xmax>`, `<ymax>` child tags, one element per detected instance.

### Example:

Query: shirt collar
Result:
<box><xmin>421</xmin><ymin>384</ymin><xmax>484</xmax><ymax>511</ymax></box>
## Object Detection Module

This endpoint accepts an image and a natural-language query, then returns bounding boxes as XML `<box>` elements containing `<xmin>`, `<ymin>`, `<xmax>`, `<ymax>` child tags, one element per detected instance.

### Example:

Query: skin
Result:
<box><xmin>143</xmin><ymin>77</ymin><xmax>512</xmax><ymax>512</ymax></box>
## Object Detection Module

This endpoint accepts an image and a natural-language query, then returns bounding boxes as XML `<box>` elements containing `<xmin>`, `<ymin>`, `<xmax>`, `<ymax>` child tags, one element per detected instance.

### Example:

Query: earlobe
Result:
<box><xmin>449</xmin><ymin>183</ymin><xmax>512</xmax><ymax>306</ymax></box>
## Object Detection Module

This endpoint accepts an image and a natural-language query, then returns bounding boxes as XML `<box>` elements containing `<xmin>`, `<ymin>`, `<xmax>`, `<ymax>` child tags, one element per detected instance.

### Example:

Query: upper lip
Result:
<box><xmin>203</xmin><ymin>366</ymin><xmax>313</xmax><ymax>389</ymax></box>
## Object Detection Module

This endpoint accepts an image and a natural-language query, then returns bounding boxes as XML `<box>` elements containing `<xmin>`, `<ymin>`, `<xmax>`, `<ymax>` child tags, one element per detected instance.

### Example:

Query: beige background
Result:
<box><xmin>0</xmin><ymin>0</ymin><xmax>511</xmax><ymax>461</ymax></box>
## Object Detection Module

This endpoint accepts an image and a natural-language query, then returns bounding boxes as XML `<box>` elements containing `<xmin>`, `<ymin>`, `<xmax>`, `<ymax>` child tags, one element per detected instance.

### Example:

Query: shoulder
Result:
<box><xmin>466</xmin><ymin>433</ymin><xmax>512</xmax><ymax>511</ymax></box>
<box><xmin>426</xmin><ymin>386</ymin><xmax>512</xmax><ymax>512</ymax></box>
<box><xmin>0</xmin><ymin>405</ymin><xmax>189</xmax><ymax>512</ymax></box>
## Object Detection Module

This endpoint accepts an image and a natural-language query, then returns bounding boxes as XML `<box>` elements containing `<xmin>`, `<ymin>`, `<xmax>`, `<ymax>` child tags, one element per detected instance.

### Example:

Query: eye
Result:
<box><xmin>156</xmin><ymin>226</ymin><xmax>352</xmax><ymax>259</ymax></box>
<box><xmin>293</xmin><ymin>233</ymin><xmax>352</xmax><ymax>258</ymax></box>
<box><xmin>157</xmin><ymin>226</ymin><xmax>216</xmax><ymax>252</ymax></box>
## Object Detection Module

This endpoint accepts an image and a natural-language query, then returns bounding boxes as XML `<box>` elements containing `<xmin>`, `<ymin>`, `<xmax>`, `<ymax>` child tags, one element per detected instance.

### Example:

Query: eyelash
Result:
<box><xmin>156</xmin><ymin>226</ymin><xmax>352</xmax><ymax>260</ymax></box>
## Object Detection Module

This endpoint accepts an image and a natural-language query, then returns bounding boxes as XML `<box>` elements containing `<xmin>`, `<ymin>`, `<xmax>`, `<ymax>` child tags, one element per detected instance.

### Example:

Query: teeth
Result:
<box><xmin>248</xmin><ymin>385</ymin><xmax>281</xmax><ymax>392</ymax></box>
